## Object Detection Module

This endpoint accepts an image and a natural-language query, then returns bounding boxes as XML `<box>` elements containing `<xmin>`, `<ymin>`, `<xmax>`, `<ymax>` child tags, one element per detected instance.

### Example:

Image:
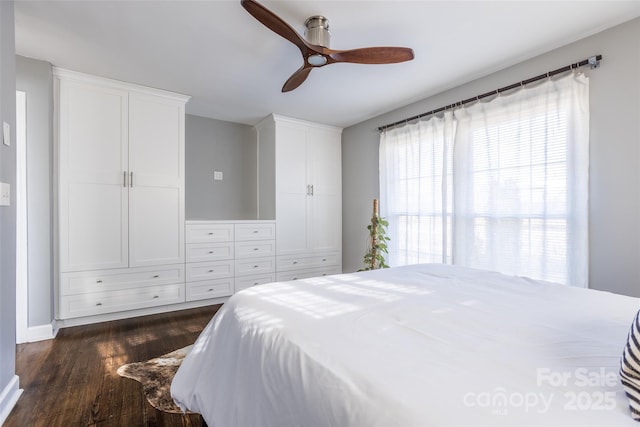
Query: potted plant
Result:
<box><xmin>362</xmin><ymin>198</ymin><xmax>390</xmax><ymax>270</ymax></box>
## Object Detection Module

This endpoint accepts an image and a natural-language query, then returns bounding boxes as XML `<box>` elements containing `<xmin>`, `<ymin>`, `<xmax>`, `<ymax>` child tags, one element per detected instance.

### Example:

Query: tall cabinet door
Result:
<box><xmin>275</xmin><ymin>124</ymin><xmax>308</xmax><ymax>255</ymax></box>
<box><xmin>128</xmin><ymin>93</ymin><xmax>185</xmax><ymax>267</ymax></box>
<box><xmin>307</xmin><ymin>128</ymin><xmax>342</xmax><ymax>253</ymax></box>
<box><xmin>58</xmin><ymin>80</ymin><xmax>129</xmax><ymax>272</ymax></box>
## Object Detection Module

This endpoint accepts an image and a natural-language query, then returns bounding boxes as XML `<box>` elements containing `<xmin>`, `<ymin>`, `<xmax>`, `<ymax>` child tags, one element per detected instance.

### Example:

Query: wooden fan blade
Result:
<box><xmin>282</xmin><ymin>66</ymin><xmax>312</xmax><ymax>92</ymax></box>
<box><xmin>329</xmin><ymin>47</ymin><xmax>415</xmax><ymax>64</ymax></box>
<box><xmin>241</xmin><ymin>0</ymin><xmax>309</xmax><ymax>54</ymax></box>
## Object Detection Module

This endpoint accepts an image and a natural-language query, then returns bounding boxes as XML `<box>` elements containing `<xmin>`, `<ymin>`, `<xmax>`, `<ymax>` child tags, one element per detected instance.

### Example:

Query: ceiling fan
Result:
<box><xmin>241</xmin><ymin>0</ymin><xmax>415</xmax><ymax>92</ymax></box>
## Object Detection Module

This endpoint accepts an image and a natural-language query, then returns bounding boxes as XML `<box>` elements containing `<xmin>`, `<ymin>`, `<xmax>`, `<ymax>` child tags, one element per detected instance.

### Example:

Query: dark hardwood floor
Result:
<box><xmin>5</xmin><ymin>304</ymin><xmax>221</xmax><ymax>427</ymax></box>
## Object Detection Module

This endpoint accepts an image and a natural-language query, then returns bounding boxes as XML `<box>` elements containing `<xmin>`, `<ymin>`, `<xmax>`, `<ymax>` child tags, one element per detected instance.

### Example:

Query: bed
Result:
<box><xmin>171</xmin><ymin>264</ymin><xmax>639</xmax><ymax>426</ymax></box>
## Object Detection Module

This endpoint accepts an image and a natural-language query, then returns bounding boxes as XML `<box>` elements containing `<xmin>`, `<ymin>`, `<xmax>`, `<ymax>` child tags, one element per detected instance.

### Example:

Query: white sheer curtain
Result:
<box><xmin>379</xmin><ymin>72</ymin><xmax>589</xmax><ymax>287</ymax></box>
<box><xmin>379</xmin><ymin>112</ymin><xmax>455</xmax><ymax>266</ymax></box>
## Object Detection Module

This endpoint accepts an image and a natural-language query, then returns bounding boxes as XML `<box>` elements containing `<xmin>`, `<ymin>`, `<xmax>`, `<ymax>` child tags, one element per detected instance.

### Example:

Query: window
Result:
<box><xmin>380</xmin><ymin>73</ymin><xmax>589</xmax><ymax>286</ymax></box>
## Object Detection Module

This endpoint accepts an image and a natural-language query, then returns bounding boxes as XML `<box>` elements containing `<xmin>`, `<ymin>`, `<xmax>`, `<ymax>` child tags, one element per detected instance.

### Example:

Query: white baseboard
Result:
<box><xmin>0</xmin><ymin>375</ymin><xmax>23</xmax><ymax>426</ymax></box>
<box><xmin>25</xmin><ymin>321</ymin><xmax>58</xmax><ymax>343</ymax></box>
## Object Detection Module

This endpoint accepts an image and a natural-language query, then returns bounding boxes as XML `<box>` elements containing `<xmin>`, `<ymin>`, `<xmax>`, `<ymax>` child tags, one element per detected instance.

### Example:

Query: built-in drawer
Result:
<box><xmin>60</xmin><ymin>264</ymin><xmax>185</xmax><ymax>296</ymax></box>
<box><xmin>276</xmin><ymin>266</ymin><xmax>341</xmax><ymax>282</ymax></box>
<box><xmin>235</xmin><ymin>240</ymin><xmax>275</xmax><ymax>259</ymax></box>
<box><xmin>235</xmin><ymin>257</ymin><xmax>275</xmax><ymax>277</ymax></box>
<box><xmin>186</xmin><ymin>242</ymin><xmax>234</xmax><ymax>263</ymax></box>
<box><xmin>186</xmin><ymin>278</ymin><xmax>234</xmax><ymax>302</ymax></box>
<box><xmin>276</xmin><ymin>252</ymin><xmax>339</xmax><ymax>271</ymax></box>
<box><xmin>186</xmin><ymin>260</ymin><xmax>234</xmax><ymax>282</ymax></box>
<box><xmin>235</xmin><ymin>223</ymin><xmax>276</xmax><ymax>241</ymax></box>
<box><xmin>59</xmin><ymin>283</ymin><xmax>184</xmax><ymax>319</ymax></box>
<box><xmin>186</xmin><ymin>223</ymin><xmax>234</xmax><ymax>244</ymax></box>
<box><xmin>235</xmin><ymin>274</ymin><xmax>275</xmax><ymax>292</ymax></box>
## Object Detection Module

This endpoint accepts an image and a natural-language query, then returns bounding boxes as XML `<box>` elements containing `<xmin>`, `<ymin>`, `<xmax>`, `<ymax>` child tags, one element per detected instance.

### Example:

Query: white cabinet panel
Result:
<box><xmin>235</xmin><ymin>223</ymin><xmax>276</xmax><ymax>241</ymax></box>
<box><xmin>129</xmin><ymin>186</ymin><xmax>183</xmax><ymax>266</ymax></box>
<box><xmin>58</xmin><ymin>78</ymin><xmax>129</xmax><ymax>272</ymax></box>
<box><xmin>186</xmin><ymin>260</ymin><xmax>234</xmax><ymax>282</ymax></box>
<box><xmin>60</xmin><ymin>283</ymin><xmax>184</xmax><ymax>319</ymax></box>
<box><xmin>186</xmin><ymin>242</ymin><xmax>234</xmax><ymax>262</ymax></box>
<box><xmin>235</xmin><ymin>256</ymin><xmax>275</xmax><ymax>277</ymax></box>
<box><xmin>235</xmin><ymin>274</ymin><xmax>275</xmax><ymax>292</ymax></box>
<box><xmin>186</xmin><ymin>278</ymin><xmax>234</xmax><ymax>302</ymax></box>
<box><xmin>186</xmin><ymin>224</ymin><xmax>234</xmax><ymax>243</ymax></box>
<box><xmin>60</xmin><ymin>264</ymin><xmax>185</xmax><ymax>295</ymax></box>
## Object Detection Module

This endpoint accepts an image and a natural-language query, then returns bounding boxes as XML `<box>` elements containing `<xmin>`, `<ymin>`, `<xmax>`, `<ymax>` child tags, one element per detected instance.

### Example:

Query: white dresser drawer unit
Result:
<box><xmin>186</xmin><ymin>260</ymin><xmax>234</xmax><ymax>282</ymax></box>
<box><xmin>186</xmin><ymin>242</ymin><xmax>234</xmax><ymax>263</ymax></box>
<box><xmin>59</xmin><ymin>283</ymin><xmax>184</xmax><ymax>319</ymax></box>
<box><xmin>276</xmin><ymin>266</ymin><xmax>341</xmax><ymax>282</ymax></box>
<box><xmin>60</xmin><ymin>264</ymin><xmax>185</xmax><ymax>295</ymax></box>
<box><xmin>235</xmin><ymin>256</ymin><xmax>275</xmax><ymax>277</ymax></box>
<box><xmin>186</xmin><ymin>223</ymin><xmax>234</xmax><ymax>244</ymax></box>
<box><xmin>276</xmin><ymin>252</ymin><xmax>339</xmax><ymax>271</ymax></box>
<box><xmin>235</xmin><ymin>223</ymin><xmax>276</xmax><ymax>241</ymax></box>
<box><xmin>235</xmin><ymin>274</ymin><xmax>276</xmax><ymax>292</ymax></box>
<box><xmin>186</xmin><ymin>278</ymin><xmax>234</xmax><ymax>302</ymax></box>
<box><xmin>235</xmin><ymin>240</ymin><xmax>276</xmax><ymax>259</ymax></box>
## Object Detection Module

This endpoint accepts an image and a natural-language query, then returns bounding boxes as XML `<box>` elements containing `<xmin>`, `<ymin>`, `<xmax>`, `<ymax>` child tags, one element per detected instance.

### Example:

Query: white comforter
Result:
<box><xmin>172</xmin><ymin>264</ymin><xmax>640</xmax><ymax>426</ymax></box>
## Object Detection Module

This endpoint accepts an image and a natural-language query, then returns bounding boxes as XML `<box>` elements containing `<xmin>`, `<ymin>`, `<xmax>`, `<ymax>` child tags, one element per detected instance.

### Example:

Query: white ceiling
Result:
<box><xmin>14</xmin><ymin>0</ymin><xmax>640</xmax><ymax>128</ymax></box>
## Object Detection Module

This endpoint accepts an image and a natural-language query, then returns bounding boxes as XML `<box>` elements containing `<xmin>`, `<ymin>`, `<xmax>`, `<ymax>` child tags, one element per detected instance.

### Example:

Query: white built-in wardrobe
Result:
<box><xmin>54</xmin><ymin>68</ymin><xmax>190</xmax><ymax>321</ymax></box>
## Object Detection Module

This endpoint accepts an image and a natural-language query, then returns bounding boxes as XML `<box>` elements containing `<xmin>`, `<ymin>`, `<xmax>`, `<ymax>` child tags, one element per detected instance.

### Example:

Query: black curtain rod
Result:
<box><xmin>377</xmin><ymin>54</ymin><xmax>602</xmax><ymax>133</ymax></box>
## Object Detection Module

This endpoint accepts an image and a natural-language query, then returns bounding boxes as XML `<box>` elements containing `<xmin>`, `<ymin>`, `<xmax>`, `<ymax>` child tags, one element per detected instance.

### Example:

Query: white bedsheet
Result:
<box><xmin>171</xmin><ymin>264</ymin><xmax>640</xmax><ymax>426</ymax></box>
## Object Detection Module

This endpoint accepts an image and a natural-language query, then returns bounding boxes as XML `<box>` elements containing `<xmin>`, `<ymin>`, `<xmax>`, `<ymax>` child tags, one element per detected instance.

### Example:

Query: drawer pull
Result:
<box><xmin>322</xmin><ymin>258</ymin><xmax>327</xmax><ymax>262</ymax></box>
<box><xmin>253</xmin><ymin>248</ymin><xmax>259</xmax><ymax>251</ymax></box>
<box><xmin>208</xmin><ymin>251</ymin><xmax>215</xmax><ymax>254</ymax></box>
<box><xmin>96</xmin><ymin>302</ymin><xmax>103</xmax><ymax>306</ymax></box>
<box><xmin>208</xmin><ymin>232</ymin><xmax>214</xmax><ymax>235</ymax></box>
<box><xmin>208</xmin><ymin>269</ymin><xmax>215</xmax><ymax>273</ymax></box>
<box><xmin>153</xmin><ymin>275</ymin><xmax>160</xmax><ymax>278</ymax></box>
<box><xmin>96</xmin><ymin>280</ymin><xmax>103</xmax><ymax>284</ymax></box>
<box><xmin>252</xmin><ymin>230</ymin><xmax>259</xmax><ymax>234</ymax></box>
<box><xmin>208</xmin><ymin>288</ymin><xmax>214</xmax><ymax>292</ymax></box>
<box><xmin>153</xmin><ymin>295</ymin><xmax>159</xmax><ymax>299</ymax></box>
<box><xmin>293</xmin><ymin>277</ymin><xmax>298</xmax><ymax>280</ymax></box>
<box><xmin>293</xmin><ymin>261</ymin><xmax>298</xmax><ymax>264</ymax></box>
<box><xmin>253</xmin><ymin>282</ymin><xmax>259</xmax><ymax>286</ymax></box>
<box><xmin>322</xmin><ymin>274</ymin><xmax>327</xmax><ymax>276</ymax></box>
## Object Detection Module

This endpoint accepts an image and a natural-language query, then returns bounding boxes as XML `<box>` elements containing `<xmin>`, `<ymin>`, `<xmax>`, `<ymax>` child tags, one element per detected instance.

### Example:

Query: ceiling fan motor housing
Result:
<box><xmin>304</xmin><ymin>15</ymin><xmax>330</xmax><ymax>47</ymax></box>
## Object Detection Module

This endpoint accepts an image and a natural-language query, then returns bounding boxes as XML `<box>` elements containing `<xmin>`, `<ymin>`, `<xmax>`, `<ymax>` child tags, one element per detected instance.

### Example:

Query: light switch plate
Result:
<box><xmin>0</xmin><ymin>182</ymin><xmax>9</xmax><ymax>206</ymax></box>
<box><xmin>2</xmin><ymin>122</ymin><xmax>9</xmax><ymax>146</ymax></box>
<box><xmin>213</xmin><ymin>171</ymin><xmax>223</xmax><ymax>181</ymax></box>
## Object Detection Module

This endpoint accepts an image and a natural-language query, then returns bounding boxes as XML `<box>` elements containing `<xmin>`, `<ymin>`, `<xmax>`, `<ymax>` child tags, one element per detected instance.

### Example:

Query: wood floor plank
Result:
<box><xmin>5</xmin><ymin>305</ymin><xmax>221</xmax><ymax>427</ymax></box>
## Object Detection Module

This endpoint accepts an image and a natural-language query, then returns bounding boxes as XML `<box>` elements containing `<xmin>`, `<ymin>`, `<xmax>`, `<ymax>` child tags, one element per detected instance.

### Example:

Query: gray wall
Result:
<box><xmin>0</xmin><ymin>0</ymin><xmax>17</xmax><ymax>411</ymax></box>
<box><xmin>15</xmin><ymin>56</ymin><xmax>53</xmax><ymax>328</ymax></box>
<box><xmin>342</xmin><ymin>17</ymin><xmax>640</xmax><ymax>298</ymax></box>
<box><xmin>185</xmin><ymin>114</ymin><xmax>257</xmax><ymax>220</ymax></box>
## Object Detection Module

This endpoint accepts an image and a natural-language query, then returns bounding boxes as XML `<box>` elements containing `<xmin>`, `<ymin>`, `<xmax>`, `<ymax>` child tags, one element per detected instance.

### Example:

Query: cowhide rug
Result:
<box><xmin>117</xmin><ymin>344</ymin><xmax>193</xmax><ymax>414</ymax></box>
